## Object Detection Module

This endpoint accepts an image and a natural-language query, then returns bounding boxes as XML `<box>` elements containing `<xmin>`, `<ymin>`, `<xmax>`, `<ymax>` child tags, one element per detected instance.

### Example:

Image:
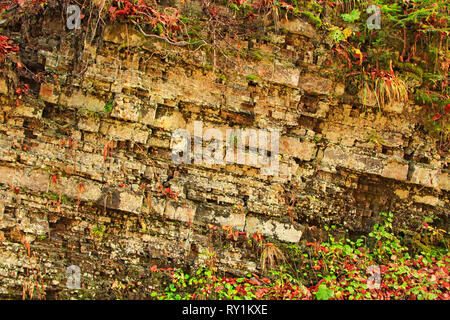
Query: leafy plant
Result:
<box><xmin>152</xmin><ymin>211</ymin><xmax>449</xmax><ymax>300</ymax></box>
<box><xmin>91</xmin><ymin>225</ymin><xmax>105</xmax><ymax>239</ymax></box>
<box><xmin>260</xmin><ymin>242</ymin><xmax>285</xmax><ymax>272</ymax></box>
<box><xmin>0</xmin><ymin>34</ymin><xmax>18</xmax><ymax>61</ymax></box>
<box><xmin>349</xmin><ymin>67</ymin><xmax>408</xmax><ymax>110</ymax></box>
<box><xmin>367</xmin><ymin>130</ymin><xmax>386</xmax><ymax>145</ymax></box>
<box><xmin>328</xmin><ymin>26</ymin><xmax>353</xmax><ymax>44</ymax></box>
<box><xmin>246</xmin><ymin>74</ymin><xmax>261</xmax><ymax>83</ymax></box>
<box><xmin>341</xmin><ymin>9</ymin><xmax>361</xmax><ymax>23</ymax></box>
<box><xmin>315</xmin><ymin>283</ymin><xmax>334</xmax><ymax>300</ymax></box>
<box><xmin>104</xmin><ymin>101</ymin><xmax>114</xmax><ymax>113</ymax></box>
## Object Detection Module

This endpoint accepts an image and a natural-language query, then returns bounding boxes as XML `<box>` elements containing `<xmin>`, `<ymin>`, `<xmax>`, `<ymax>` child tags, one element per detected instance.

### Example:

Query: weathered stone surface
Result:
<box><xmin>164</xmin><ymin>201</ymin><xmax>196</xmax><ymax>224</ymax></box>
<box><xmin>413</xmin><ymin>195</ymin><xmax>440</xmax><ymax>206</ymax></box>
<box><xmin>0</xmin><ymin>78</ymin><xmax>8</xmax><ymax>95</ymax></box>
<box><xmin>111</xmin><ymin>94</ymin><xmax>141</xmax><ymax>122</ymax></box>
<box><xmin>152</xmin><ymin>109</ymin><xmax>187</xmax><ymax>131</ymax></box>
<box><xmin>280</xmin><ymin>136</ymin><xmax>317</xmax><ymax>161</ymax></box>
<box><xmin>39</xmin><ymin>83</ymin><xmax>59</xmax><ymax>104</ymax></box>
<box><xmin>279</xmin><ymin>18</ymin><xmax>317</xmax><ymax>38</ymax></box>
<box><xmin>13</xmin><ymin>103</ymin><xmax>43</xmax><ymax>119</ymax></box>
<box><xmin>298</xmin><ymin>73</ymin><xmax>332</xmax><ymax>95</ymax></box>
<box><xmin>410</xmin><ymin>165</ymin><xmax>439</xmax><ymax>188</ymax></box>
<box><xmin>0</xmin><ymin>13</ymin><xmax>447</xmax><ymax>300</ymax></box>
<box><xmin>384</xmin><ymin>102</ymin><xmax>405</xmax><ymax>114</ymax></box>
<box><xmin>381</xmin><ymin>159</ymin><xmax>409</xmax><ymax>181</ymax></box>
<box><xmin>245</xmin><ymin>216</ymin><xmax>302</xmax><ymax>243</ymax></box>
<box><xmin>116</xmin><ymin>191</ymin><xmax>144</xmax><ymax>214</ymax></box>
<box><xmin>49</xmin><ymin>176</ymin><xmax>103</xmax><ymax>202</ymax></box>
<box><xmin>438</xmin><ymin>172</ymin><xmax>450</xmax><ymax>191</ymax></box>
<box><xmin>0</xmin><ymin>167</ymin><xmax>49</xmax><ymax>192</ymax></box>
<box><xmin>321</xmin><ymin>146</ymin><xmax>383</xmax><ymax>175</ymax></box>
<box><xmin>60</xmin><ymin>90</ymin><xmax>105</xmax><ymax>112</ymax></box>
<box><xmin>103</xmin><ymin>23</ymin><xmax>145</xmax><ymax>46</ymax></box>
<box><xmin>334</xmin><ymin>83</ymin><xmax>345</xmax><ymax>96</ymax></box>
<box><xmin>394</xmin><ymin>189</ymin><xmax>409</xmax><ymax>199</ymax></box>
<box><xmin>99</xmin><ymin>121</ymin><xmax>149</xmax><ymax>144</ymax></box>
<box><xmin>78</xmin><ymin>116</ymin><xmax>100</xmax><ymax>132</ymax></box>
<box><xmin>243</xmin><ymin>62</ymin><xmax>300</xmax><ymax>87</ymax></box>
<box><xmin>193</xmin><ymin>202</ymin><xmax>246</xmax><ymax>231</ymax></box>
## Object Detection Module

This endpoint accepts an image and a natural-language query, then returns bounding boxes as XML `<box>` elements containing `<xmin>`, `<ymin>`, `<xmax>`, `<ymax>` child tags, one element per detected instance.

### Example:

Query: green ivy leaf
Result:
<box><xmin>341</xmin><ymin>9</ymin><xmax>361</xmax><ymax>23</ymax></box>
<box><xmin>104</xmin><ymin>101</ymin><xmax>114</xmax><ymax>113</ymax></box>
<box><xmin>316</xmin><ymin>284</ymin><xmax>334</xmax><ymax>300</ymax></box>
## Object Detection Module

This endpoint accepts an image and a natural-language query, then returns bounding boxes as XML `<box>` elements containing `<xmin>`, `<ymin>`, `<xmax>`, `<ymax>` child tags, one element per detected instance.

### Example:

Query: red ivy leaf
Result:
<box><xmin>445</xmin><ymin>104</ymin><xmax>450</xmax><ymax>115</ymax></box>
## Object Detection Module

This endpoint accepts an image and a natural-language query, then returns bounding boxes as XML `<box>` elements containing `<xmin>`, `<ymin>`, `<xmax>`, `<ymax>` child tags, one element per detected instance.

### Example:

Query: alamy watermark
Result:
<box><xmin>366</xmin><ymin>264</ymin><xmax>381</xmax><ymax>289</ymax></box>
<box><xmin>66</xmin><ymin>265</ymin><xmax>81</xmax><ymax>289</ymax></box>
<box><xmin>171</xmin><ymin>121</ymin><xmax>280</xmax><ymax>175</ymax></box>
<box><xmin>66</xmin><ymin>4</ymin><xmax>81</xmax><ymax>30</ymax></box>
<box><xmin>366</xmin><ymin>5</ymin><xmax>381</xmax><ymax>30</ymax></box>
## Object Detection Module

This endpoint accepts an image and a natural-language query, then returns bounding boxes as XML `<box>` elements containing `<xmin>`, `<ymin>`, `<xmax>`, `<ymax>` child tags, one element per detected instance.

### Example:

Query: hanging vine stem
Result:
<box><xmin>132</xmin><ymin>20</ymin><xmax>208</xmax><ymax>49</ymax></box>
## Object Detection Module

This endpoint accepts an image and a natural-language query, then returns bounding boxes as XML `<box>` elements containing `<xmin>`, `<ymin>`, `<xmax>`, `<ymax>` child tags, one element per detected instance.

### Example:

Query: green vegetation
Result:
<box><xmin>316</xmin><ymin>0</ymin><xmax>449</xmax><ymax>151</ymax></box>
<box><xmin>341</xmin><ymin>9</ymin><xmax>361</xmax><ymax>23</ymax></box>
<box><xmin>91</xmin><ymin>225</ymin><xmax>105</xmax><ymax>239</ymax></box>
<box><xmin>150</xmin><ymin>212</ymin><xmax>449</xmax><ymax>300</ymax></box>
<box><xmin>104</xmin><ymin>101</ymin><xmax>114</xmax><ymax>114</ymax></box>
<box><xmin>246</xmin><ymin>74</ymin><xmax>261</xmax><ymax>83</ymax></box>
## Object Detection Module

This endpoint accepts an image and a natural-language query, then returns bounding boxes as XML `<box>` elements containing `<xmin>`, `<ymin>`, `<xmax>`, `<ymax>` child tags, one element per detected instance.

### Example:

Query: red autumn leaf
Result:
<box><xmin>159</xmin><ymin>267</ymin><xmax>173</xmax><ymax>271</ymax></box>
<box><xmin>445</xmin><ymin>104</ymin><xmax>450</xmax><ymax>114</ymax></box>
<box><xmin>432</xmin><ymin>112</ymin><xmax>442</xmax><ymax>120</ymax></box>
<box><xmin>114</xmin><ymin>9</ymin><xmax>129</xmax><ymax>17</ymax></box>
<box><xmin>253</xmin><ymin>232</ymin><xmax>263</xmax><ymax>242</ymax></box>
<box><xmin>247</xmin><ymin>279</ymin><xmax>262</xmax><ymax>286</ymax></box>
<box><xmin>280</xmin><ymin>1</ymin><xmax>294</xmax><ymax>10</ymax></box>
<box><xmin>261</xmin><ymin>277</ymin><xmax>270</xmax><ymax>284</ymax></box>
<box><xmin>208</xmin><ymin>8</ymin><xmax>217</xmax><ymax>17</ymax></box>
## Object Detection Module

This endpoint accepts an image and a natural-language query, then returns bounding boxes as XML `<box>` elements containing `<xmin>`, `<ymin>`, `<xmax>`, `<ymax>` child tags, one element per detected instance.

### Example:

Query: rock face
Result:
<box><xmin>0</xmin><ymin>11</ymin><xmax>448</xmax><ymax>299</ymax></box>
